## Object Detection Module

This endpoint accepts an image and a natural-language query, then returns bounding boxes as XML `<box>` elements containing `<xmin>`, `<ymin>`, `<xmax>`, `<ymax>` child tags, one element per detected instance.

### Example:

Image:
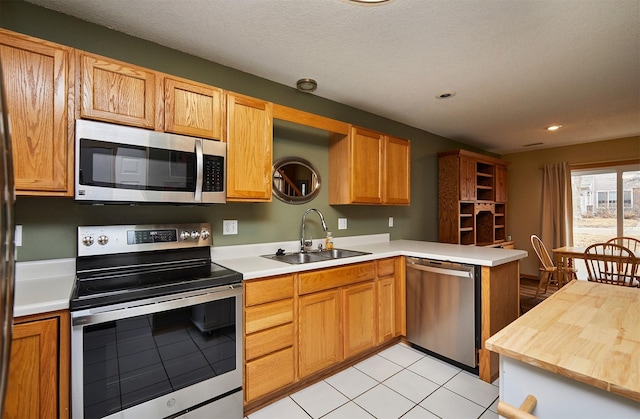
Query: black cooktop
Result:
<box><xmin>71</xmin><ymin>247</ymin><xmax>242</xmax><ymax>310</ymax></box>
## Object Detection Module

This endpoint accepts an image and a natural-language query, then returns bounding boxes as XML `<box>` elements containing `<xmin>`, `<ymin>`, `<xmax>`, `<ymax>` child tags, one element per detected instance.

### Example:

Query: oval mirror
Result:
<box><xmin>272</xmin><ymin>157</ymin><xmax>321</xmax><ymax>204</ymax></box>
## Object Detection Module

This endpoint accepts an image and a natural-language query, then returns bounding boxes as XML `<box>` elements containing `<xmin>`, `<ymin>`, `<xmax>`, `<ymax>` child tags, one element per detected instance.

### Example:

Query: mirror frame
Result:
<box><xmin>272</xmin><ymin>156</ymin><xmax>321</xmax><ymax>204</ymax></box>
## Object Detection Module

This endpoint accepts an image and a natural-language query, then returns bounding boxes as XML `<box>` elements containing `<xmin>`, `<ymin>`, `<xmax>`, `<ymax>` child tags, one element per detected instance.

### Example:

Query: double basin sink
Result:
<box><xmin>262</xmin><ymin>248</ymin><xmax>371</xmax><ymax>265</ymax></box>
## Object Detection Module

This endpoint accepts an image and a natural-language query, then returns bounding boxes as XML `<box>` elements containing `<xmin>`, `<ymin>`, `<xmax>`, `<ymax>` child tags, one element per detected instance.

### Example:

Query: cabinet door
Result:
<box><xmin>298</xmin><ymin>289</ymin><xmax>342</xmax><ymax>378</ymax></box>
<box><xmin>80</xmin><ymin>52</ymin><xmax>156</xmax><ymax>129</ymax></box>
<box><xmin>459</xmin><ymin>155</ymin><xmax>476</xmax><ymax>201</ymax></box>
<box><xmin>351</xmin><ymin>126</ymin><xmax>383</xmax><ymax>204</ymax></box>
<box><xmin>383</xmin><ymin>136</ymin><xmax>410</xmax><ymax>205</ymax></box>
<box><xmin>0</xmin><ymin>31</ymin><xmax>72</xmax><ymax>195</ymax></box>
<box><xmin>164</xmin><ymin>77</ymin><xmax>224</xmax><ymax>139</ymax></box>
<box><xmin>377</xmin><ymin>276</ymin><xmax>396</xmax><ymax>343</ymax></box>
<box><xmin>226</xmin><ymin>93</ymin><xmax>273</xmax><ymax>201</ymax></box>
<box><xmin>343</xmin><ymin>282</ymin><xmax>376</xmax><ymax>358</ymax></box>
<box><xmin>495</xmin><ymin>164</ymin><xmax>508</xmax><ymax>203</ymax></box>
<box><xmin>3</xmin><ymin>318</ymin><xmax>58</xmax><ymax>419</ymax></box>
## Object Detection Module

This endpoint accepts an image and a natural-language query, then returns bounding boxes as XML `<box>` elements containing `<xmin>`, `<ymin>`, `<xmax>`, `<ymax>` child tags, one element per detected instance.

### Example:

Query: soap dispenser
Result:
<box><xmin>325</xmin><ymin>232</ymin><xmax>334</xmax><ymax>250</ymax></box>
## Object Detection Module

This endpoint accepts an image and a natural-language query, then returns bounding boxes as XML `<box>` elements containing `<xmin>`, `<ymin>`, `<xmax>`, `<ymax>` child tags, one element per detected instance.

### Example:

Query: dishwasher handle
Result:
<box><xmin>407</xmin><ymin>260</ymin><xmax>474</xmax><ymax>278</ymax></box>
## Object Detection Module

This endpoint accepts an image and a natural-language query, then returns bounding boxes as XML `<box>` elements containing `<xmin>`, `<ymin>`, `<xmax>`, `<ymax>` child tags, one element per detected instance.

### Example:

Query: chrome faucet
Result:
<box><xmin>300</xmin><ymin>208</ymin><xmax>328</xmax><ymax>253</ymax></box>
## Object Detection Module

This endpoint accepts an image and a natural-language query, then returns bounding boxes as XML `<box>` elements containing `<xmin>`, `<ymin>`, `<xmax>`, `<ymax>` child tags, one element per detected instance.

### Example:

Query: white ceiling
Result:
<box><xmin>27</xmin><ymin>0</ymin><xmax>640</xmax><ymax>154</ymax></box>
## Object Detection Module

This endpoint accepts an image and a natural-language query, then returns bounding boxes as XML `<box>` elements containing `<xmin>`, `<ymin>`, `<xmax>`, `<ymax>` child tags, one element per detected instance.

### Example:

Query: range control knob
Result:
<box><xmin>190</xmin><ymin>231</ymin><xmax>200</xmax><ymax>240</ymax></box>
<box><xmin>97</xmin><ymin>235</ymin><xmax>109</xmax><ymax>246</ymax></box>
<box><xmin>180</xmin><ymin>230</ymin><xmax>191</xmax><ymax>241</ymax></box>
<box><xmin>200</xmin><ymin>230</ymin><xmax>210</xmax><ymax>240</ymax></box>
<box><xmin>82</xmin><ymin>235</ymin><xmax>94</xmax><ymax>247</ymax></box>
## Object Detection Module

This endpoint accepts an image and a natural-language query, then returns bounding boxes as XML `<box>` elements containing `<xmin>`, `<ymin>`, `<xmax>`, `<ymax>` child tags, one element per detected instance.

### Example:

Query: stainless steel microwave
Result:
<box><xmin>75</xmin><ymin>120</ymin><xmax>226</xmax><ymax>204</ymax></box>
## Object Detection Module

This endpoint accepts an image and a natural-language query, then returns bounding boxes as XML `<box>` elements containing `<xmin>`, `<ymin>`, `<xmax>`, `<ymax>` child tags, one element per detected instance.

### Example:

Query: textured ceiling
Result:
<box><xmin>27</xmin><ymin>0</ymin><xmax>640</xmax><ymax>154</ymax></box>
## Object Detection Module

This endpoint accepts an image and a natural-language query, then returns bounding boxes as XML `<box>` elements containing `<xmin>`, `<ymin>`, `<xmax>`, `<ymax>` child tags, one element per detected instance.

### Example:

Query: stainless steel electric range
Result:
<box><xmin>70</xmin><ymin>223</ymin><xmax>243</xmax><ymax>419</ymax></box>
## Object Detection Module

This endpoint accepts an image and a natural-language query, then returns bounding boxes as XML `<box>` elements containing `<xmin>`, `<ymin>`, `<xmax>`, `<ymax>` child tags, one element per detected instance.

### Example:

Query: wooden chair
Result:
<box><xmin>530</xmin><ymin>235</ymin><xmax>577</xmax><ymax>298</ymax></box>
<box><xmin>606</xmin><ymin>237</ymin><xmax>640</xmax><ymax>255</ymax></box>
<box><xmin>584</xmin><ymin>243</ymin><xmax>638</xmax><ymax>287</ymax></box>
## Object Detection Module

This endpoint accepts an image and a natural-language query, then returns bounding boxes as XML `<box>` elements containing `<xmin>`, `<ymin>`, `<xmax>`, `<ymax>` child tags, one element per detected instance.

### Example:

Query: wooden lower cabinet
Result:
<box><xmin>3</xmin><ymin>310</ymin><xmax>70</xmax><ymax>419</ymax></box>
<box><xmin>377</xmin><ymin>276</ymin><xmax>396</xmax><ymax>343</ymax></box>
<box><xmin>343</xmin><ymin>282</ymin><xmax>376</xmax><ymax>359</ymax></box>
<box><xmin>243</xmin><ymin>275</ymin><xmax>295</xmax><ymax>405</ymax></box>
<box><xmin>298</xmin><ymin>289</ymin><xmax>342</xmax><ymax>378</ymax></box>
<box><xmin>244</xmin><ymin>258</ymin><xmax>405</xmax><ymax>412</ymax></box>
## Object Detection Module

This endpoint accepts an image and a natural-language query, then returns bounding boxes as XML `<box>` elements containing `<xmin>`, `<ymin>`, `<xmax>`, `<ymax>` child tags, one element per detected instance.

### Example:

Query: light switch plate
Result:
<box><xmin>338</xmin><ymin>218</ymin><xmax>347</xmax><ymax>230</ymax></box>
<box><xmin>388</xmin><ymin>217</ymin><xmax>394</xmax><ymax>227</ymax></box>
<box><xmin>15</xmin><ymin>225</ymin><xmax>22</xmax><ymax>246</ymax></box>
<box><xmin>223</xmin><ymin>220</ymin><xmax>238</xmax><ymax>235</ymax></box>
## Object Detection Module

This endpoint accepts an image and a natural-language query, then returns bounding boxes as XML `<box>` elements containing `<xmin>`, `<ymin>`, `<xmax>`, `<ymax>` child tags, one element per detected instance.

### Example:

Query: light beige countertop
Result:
<box><xmin>485</xmin><ymin>280</ymin><xmax>640</xmax><ymax>402</ymax></box>
<box><xmin>13</xmin><ymin>235</ymin><xmax>527</xmax><ymax>316</ymax></box>
<box><xmin>13</xmin><ymin>258</ymin><xmax>75</xmax><ymax>318</ymax></box>
<box><xmin>212</xmin><ymin>235</ymin><xmax>527</xmax><ymax>280</ymax></box>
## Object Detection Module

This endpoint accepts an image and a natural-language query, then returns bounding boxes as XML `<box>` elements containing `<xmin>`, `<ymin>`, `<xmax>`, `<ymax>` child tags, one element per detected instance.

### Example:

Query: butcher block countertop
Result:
<box><xmin>485</xmin><ymin>280</ymin><xmax>640</xmax><ymax>402</ymax></box>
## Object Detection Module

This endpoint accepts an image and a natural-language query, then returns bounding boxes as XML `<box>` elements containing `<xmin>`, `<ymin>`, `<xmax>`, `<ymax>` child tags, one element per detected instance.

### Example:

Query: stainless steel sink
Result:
<box><xmin>319</xmin><ymin>248</ymin><xmax>370</xmax><ymax>259</ymax></box>
<box><xmin>262</xmin><ymin>248</ymin><xmax>371</xmax><ymax>264</ymax></box>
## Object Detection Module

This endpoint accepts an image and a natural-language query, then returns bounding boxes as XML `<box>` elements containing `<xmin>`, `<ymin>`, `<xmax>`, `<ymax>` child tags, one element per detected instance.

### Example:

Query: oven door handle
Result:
<box><xmin>72</xmin><ymin>283</ymin><xmax>242</xmax><ymax>326</ymax></box>
<box><xmin>194</xmin><ymin>139</ymin><xmax>204</xmax><ymax>202</ymax></box>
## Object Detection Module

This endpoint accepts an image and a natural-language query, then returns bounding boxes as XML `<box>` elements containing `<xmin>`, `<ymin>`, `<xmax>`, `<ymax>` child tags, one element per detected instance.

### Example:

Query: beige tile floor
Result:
<box><xmin>246</xmin><ymin>343</ymin><xmax>499</xmax><ymax>419</ymax></box>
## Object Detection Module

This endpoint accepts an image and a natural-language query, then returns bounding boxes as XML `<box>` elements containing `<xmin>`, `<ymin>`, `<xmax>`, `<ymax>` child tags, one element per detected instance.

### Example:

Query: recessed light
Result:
<box><xmin>296</xmin><ymin>78</ymin><xmax>317</xmax><ymax>93</ymax></box>
<box><xmin>347</xmin><ymin>0</ymin><xmax>394</xmax><ymax>4</ymax></box>
<box><xmin>436</xmin><ymin>90</ymin><xmax>456</xmax><ymax>99</ymax></box>
<box><xmin>546</xmin><ymin>125</ymin><xmax>563</xmax><ymax>131</ymax></box>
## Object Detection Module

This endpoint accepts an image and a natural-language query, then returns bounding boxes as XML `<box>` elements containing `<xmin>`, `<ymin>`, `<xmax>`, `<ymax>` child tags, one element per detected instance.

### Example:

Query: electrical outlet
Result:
<box><xmin>388</xmin><ymin>217</ymin><xmax>394</xmax><ymax>227</ymax></box>
<box><xmin>338</xmin><ymin>218</ymin><xmax>347</xmax><ymax>230</ymax></box>
<box><xmin>223</xmin><ymin>220</ymin><xmax>238</xmax><ymax>235</ymax></box>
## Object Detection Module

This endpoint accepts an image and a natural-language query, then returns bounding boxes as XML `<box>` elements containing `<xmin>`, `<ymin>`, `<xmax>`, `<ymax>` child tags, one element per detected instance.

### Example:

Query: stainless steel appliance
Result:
<box><xmin>406</xmin><ymin>257</ymin><xmax>480</xmax><ymax>371</ymax></box>
<box><xmin>75</xmin><ymin>120</ymin><xmax>226</xmax><ymax>204</ymax></box>
<box><xmin>0</xmin><ymin>63</ymin><xmax>16</xmax><ymax>413</ymax></box>
<box><xmin>70</xmin><ymin>223</ymin><xmax>243</xmax><ymax>418</ymax></box>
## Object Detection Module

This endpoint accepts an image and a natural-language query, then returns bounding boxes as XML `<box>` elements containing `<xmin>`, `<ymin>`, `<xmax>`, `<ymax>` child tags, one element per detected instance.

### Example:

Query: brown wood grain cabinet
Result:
<box><xmin>330</xmin><ymin>126</ymin><xmax>410</xmax><ymax>205</ymax></box>
<box><xmin>163</xmin><ymin>77</ymin><xmax>224</xmax><ymax>139</ymax></box>
<box><xmin>0</xmin><ymin>29</ymin><xmax>74</xmax><ymax>196</ymax></box>
<box><xmin>244</xmin><ymin>274</ymin><xmax>295</xmax><ymax>404</ymax></box>
<box><xmin>343</xmin><ymin>281</ymin><xmax>376</xmax><ymax>359</ymax></box>
<box><xmin>244</xmin><ymin>257</ymin><xmax>405</xmax><ymax>413</ymax></box>
<box><xmin>79</xmin><ymin>51</ymin><xmax>157</xmax><ymax>129</ymax></box>
<box><xmin>226</xmin><ymin>92</ymin><xmax>273</xmax><ymax>202</ymax></box>
<box><xmin>298</xmin><ymin>289</ymin><xmax>342</xmax><ymax>378</ymax></box>
<box><xmin>2</xmin><ymin>310</ymin><xmax>70</xmax><ymax>419</ymax></box>
<box><xmin>438</xmin><ymin>149</ymin><xmax>510</xmax><ymax>246</ymax></box>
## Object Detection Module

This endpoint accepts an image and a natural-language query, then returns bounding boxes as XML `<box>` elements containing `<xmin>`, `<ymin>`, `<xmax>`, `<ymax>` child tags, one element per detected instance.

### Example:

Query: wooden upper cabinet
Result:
<box><xmin>495</xmin><ymin>164</ymin><xmax>508</xmax><ymax>202</ymax></box>
<box><xmin>330</xmin><ymin>126</ymin><xmax>409</xmax><ymax>205</ymax></box>
<box><xmin>384</xmin><ymin>135</ymin><xmax>410</xmax><ymax>205</ymax></box>
<box><xmin>79</xmin><ymin>52</ymin><xmax>157</xmax><ymax>129</ymax></box>
<box><xmin>226</xmin><ymin>92</ymin><xmax>273</xmax><ymax>202</ymax></box>
<box><xmin>164</xmin><ymin>77</ymin><xmax>224</xmax><ymax>139</ymax></box>
<box><xmin>351</xmin><ymin>127</ymin><xmax>384</xmax><ymax>203</ymax></box>
<box><xmin>0</xmin><ymin>29</ymin><xmax>74</xmax><ymax>196</ymax></box>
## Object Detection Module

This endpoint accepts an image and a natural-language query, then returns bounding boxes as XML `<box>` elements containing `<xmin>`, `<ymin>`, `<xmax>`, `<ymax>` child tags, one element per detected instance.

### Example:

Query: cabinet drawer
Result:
<box><xmin>245</xmin><ymin>299</ymin><xmax>293</xmax><ymax>334</ymax></box>
<box><xmin>377</xmin><ymin>258</ymin><xmax>395</xmax><ymax>278</ymax></box>
<box><xmin>246</xmin><ymin>347</ymin><xmax>295</xmax><ymax>402</ymax></box>
<box><xmin>299</xmin><ymin>262</ymin><xmax>375</xmax><ymax>295</ymax></box>
<box><xmin>246</xmin><ymin>323</ymin><xmax>293</xmax><ymax>361</ymax></box>
<box><xmin>245</xmin><ymin>275</ymin><xmax>294</xmax><ymax>306</ymax></box>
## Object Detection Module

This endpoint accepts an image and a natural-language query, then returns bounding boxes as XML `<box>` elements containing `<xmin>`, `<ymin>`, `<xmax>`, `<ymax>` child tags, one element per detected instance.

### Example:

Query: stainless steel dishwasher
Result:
<box><xmin>406</xmin><ymin>257</ymin><xmax>480</xmax><ymax>371</ymax></box>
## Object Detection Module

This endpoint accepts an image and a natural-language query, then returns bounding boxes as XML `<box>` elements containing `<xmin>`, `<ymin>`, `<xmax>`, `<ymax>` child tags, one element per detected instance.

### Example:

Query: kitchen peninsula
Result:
<box><xmin>486</xmin><ymin>280</ymin><xmax>640</xmax><ymax>418</ymax></box>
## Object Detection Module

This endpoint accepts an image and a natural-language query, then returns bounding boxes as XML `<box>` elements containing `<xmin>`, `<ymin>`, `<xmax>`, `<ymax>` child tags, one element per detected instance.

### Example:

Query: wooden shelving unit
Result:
<box><xmin>438</xmin><ymin>150</ymin><xmax>510</xmax><ymax>247</ymax></box>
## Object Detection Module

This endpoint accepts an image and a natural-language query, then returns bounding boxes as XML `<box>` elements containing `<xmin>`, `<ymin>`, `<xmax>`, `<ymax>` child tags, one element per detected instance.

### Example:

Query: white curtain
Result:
<box><xmin>541</xmin><ymin>163</ymin><xmax>573</xmax><ymax>251</ymax></box>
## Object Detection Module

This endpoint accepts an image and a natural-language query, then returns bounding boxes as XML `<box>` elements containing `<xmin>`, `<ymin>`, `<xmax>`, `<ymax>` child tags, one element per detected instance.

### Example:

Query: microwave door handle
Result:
<box><xmin>194</xmin><ymin>140</ymin><xmax>203</xmax><ymax>202</ymax></box>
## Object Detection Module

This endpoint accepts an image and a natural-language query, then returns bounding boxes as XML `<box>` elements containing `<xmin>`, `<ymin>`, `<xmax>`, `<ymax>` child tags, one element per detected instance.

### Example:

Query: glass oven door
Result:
<box><xmin>71</xmin><ymin>285</ymin><xmax>243</xmax><ymax>419</ymax></box>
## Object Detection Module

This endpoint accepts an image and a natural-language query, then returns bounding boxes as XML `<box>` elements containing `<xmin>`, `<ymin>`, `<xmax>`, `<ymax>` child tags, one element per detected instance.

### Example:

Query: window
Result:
<box><xmin>571</xmin><ymin>162</ymin><xmax>640</xmax><ymax>247</ymax></box>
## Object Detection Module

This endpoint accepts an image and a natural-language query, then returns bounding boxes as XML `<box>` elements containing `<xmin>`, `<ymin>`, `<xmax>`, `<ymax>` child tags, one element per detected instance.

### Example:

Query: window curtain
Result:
<box><xmin>541</xmin><ymin>163</ymin><xmax>573</xmax><ymax>250</ymax></box>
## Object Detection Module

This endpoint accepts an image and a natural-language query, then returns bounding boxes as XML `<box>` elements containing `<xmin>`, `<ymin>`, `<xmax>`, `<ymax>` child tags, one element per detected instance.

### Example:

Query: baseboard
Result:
<box><xmin>520</xmin><ymin>273</ymin><xmax>538</xmax><ymax>281</ymax></box>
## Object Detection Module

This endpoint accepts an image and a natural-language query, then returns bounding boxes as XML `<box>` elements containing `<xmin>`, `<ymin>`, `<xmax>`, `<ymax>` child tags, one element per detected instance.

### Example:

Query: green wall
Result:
<box><xmin>2</xmin><ymin>0</ymin><xmax>474</xmax><ymax>261</ymax></box>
